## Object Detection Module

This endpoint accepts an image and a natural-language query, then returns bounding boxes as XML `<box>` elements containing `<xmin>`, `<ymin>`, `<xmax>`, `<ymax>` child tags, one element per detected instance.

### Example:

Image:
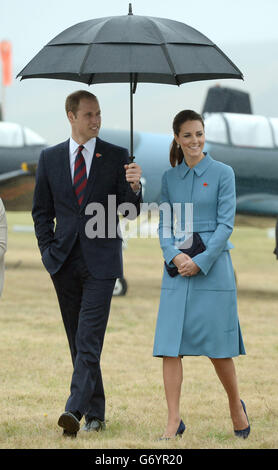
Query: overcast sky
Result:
<box><xmin>1</xmin><ymin>0</ymin><xmax>278</xmax><ymax>144</ymax></box>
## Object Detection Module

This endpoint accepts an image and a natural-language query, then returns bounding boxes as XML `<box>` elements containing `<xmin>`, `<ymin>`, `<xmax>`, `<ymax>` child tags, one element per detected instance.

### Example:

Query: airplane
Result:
<box><xmin>0</xmin><ymin>121</ymin><xmax>46</xmax><ymax>210</ymax></box>
<box><xmin>2</xmin><ymin>113</ymin><xmax>278</xmax><ymax>216</ymax></box>
<box><xmin>1</xmin><ymin>86</ymin><xmax>277</xmax><ymax>294</ymax></box>
<box><xmin>102</xmin><ymin>112</ymin><xmax>278</xmax><ymax>295</ymax></box>
<box><xmin>201</xmin><ymin>85</ymin><xmax>278</xmax><ymax>217</ymax></box>
<box><xmin>100</xmin><ymin>110</ymin><xmax>278</xmax><ymax>217</ymax></box>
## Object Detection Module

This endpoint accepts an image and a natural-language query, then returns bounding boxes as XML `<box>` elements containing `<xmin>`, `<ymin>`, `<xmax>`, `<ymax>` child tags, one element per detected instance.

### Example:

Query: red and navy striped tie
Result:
<box><xmin>73</xmin><ymin>145</ymin><xmax>87</xmax><ymax>206</ymax></box>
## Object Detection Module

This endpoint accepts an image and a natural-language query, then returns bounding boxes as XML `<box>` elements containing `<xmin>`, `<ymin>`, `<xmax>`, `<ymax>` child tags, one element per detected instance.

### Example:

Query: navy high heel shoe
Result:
<box><xmin>176</xmin><ymin>419</ymin><xmax>186</xmax><ymax>436</ymax></box>
<box><xmin>234</xmin><ymin>399</ymin><xmax>250</xmax><ymax>439</ymax></box>
<box><xmin>159</xmin><ymin>419</ymin><xmax>186</xmax><ymax>440</ymax></box>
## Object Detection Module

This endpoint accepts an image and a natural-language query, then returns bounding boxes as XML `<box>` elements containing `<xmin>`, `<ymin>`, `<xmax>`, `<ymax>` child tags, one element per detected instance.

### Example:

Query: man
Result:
<box><xmin>32</xmin><ymin>90</ymin><xmax>142</xmax><ymax>437</ymax></box>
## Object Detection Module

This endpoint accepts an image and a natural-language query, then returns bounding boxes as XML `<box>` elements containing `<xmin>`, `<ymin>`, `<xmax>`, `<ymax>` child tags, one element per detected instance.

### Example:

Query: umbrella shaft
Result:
<box><xmin>129</xmin><ymin>73</ymin><xmax>137</xmax><ymax>163</ymax></box>
<box><xmin>130</xmin><ymin>78</ymin><xmax>134</xmax><ymax>160</ymax></box>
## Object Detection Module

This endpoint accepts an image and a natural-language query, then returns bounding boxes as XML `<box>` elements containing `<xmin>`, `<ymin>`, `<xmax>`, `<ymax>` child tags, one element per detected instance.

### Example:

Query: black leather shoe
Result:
<box><xmin>58</xmin><ymin>412</ymin><xmax>80</xmax><ymax>435</ymax></box>
<box><xmin>62</xmin><ymin>429</ymin><xmax>77</xmax><ymax>438</ymax></box>
<box><xmin>81</xmin><ymin>417</ymin><xmax>106</xmax><ymax>432</ymax></box>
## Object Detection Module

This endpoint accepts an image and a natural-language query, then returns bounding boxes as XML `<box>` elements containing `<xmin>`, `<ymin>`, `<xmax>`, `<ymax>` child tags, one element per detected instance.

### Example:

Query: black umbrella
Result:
<box><xmin>17</xmin><ymin>4</ymin><xmax>243</xmax><ymax>161</ymax></box>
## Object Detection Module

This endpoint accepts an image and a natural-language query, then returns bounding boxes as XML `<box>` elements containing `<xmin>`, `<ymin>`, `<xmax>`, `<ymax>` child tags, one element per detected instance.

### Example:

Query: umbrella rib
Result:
<box><xmin>213</xmin><ymin>44</ymin><xmax>244</xmax><ymax>78</ymax></box>
<box><xmin>145</xmin><ymin>18</ymin><xmax>180</xmax><ymax>86</ymax></box>
<box><xmin>79</xmin><ymin>43</ymin><xmax>93</xmax><ymax>76</ymax></box>
<box><xmin>77</xmin><ymin>16</ymin><xmax>115</xmax><ymax>83</ymax></box>
<box><xmin>161</xmin><ymin>44</ymin><xmax>180</xmax><ymax>85</ymax></box>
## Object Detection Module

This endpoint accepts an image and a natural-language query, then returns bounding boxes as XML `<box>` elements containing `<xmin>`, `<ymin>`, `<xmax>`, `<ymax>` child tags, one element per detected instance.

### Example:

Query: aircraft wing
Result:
<box><xmin>236</xmin><ymin>194</ymin><xmax>278</xmax><ymax>216</ymax></box>
<box><xmin>0</xmin><ymin>163</ymin><xmax>37</xmax><ymax>211</ymax></box>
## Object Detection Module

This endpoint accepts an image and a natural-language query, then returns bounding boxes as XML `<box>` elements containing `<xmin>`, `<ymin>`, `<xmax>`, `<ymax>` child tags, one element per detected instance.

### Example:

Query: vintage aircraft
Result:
<box><xmin>100</xmin><ymin>111</ymin><xmax>278</xmax><ymax>294</ymax></box>
<box><xmin>100</xmin><ymin>111</ymin><xmax>278</xmax><ymax>217</ymax></box>
<box><xmin>1</xmin><ymin>86</ymin><xmax>278</xmax><ymax>294</ymax></box>
<box><xmin>2</xmin><ymin>113</ymin><xmax>278</xmax><ymax>215</ymax></box>
<box><xmin>0</xmin><ymin>121</ymin><xmax>46</xmax><ymax>210</ymax></box>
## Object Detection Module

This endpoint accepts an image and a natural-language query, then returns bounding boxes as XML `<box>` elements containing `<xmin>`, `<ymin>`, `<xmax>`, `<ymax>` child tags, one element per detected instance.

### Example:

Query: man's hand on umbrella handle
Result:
<box><xmin>124</xmin><ymin>163</ymin><xmax>142</xmax><ymax>192</ymax></box>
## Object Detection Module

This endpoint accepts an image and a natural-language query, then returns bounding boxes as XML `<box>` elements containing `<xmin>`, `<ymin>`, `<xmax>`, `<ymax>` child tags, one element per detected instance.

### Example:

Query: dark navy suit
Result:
<box><xmin>32</xmin><ymin>137</ymin><xmax>142</xmax><ymax>422</ymax></box>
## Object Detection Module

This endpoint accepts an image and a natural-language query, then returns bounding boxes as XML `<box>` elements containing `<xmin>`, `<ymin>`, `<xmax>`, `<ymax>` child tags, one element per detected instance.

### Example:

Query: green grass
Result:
<box><xmin>0</xmin><ymin>212</ymin><xmax>278</xmax><ymax>449</ymax></box>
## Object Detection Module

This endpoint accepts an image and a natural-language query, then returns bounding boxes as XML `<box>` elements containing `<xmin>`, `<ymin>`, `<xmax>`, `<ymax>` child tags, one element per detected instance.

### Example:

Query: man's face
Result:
<box><xmin>68</xmin><ymin>98</ymin><xmax>101</xmax><ymax>143</ymax></box>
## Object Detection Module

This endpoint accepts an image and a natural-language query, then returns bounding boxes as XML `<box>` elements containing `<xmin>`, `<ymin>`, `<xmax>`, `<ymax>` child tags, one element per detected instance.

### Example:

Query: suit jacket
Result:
<box><xmin>32</xmin><ymin>137</ymin><xmax>142</xmax><ymax>279</ymax></box>
<box><xmin>0</xmin><ymin>198</ymin><xmax>7</xmax><ymax>296</ymax></box>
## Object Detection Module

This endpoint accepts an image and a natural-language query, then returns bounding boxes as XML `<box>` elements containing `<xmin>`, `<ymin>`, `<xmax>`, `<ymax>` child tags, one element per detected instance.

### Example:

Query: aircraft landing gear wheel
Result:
<box><xmin>113</xmin><ymin>278</ymin><xmax>128</xmax><ymax>296</ymax></box>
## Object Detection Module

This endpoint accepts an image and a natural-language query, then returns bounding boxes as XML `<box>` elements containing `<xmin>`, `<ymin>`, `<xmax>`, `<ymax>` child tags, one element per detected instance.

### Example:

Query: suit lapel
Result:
<box><xmin>60</xmin><ymin>139</ymin><xmax>79</xmax><ymax>209</ymax></box>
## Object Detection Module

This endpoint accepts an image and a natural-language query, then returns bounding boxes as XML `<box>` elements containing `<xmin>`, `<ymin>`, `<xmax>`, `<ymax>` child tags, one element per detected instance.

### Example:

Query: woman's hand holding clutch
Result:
<box><xmin>173</xmin><ymin>253</ymin><xmax>200</xmax><ymax>277</ymax></box>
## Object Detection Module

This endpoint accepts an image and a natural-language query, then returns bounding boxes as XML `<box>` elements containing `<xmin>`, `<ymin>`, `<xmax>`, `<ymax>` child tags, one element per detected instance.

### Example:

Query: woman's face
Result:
<box><xmin>175</xmin><ymin>120</ymin><xmax>205</xmax><ymax>161</ymax></box>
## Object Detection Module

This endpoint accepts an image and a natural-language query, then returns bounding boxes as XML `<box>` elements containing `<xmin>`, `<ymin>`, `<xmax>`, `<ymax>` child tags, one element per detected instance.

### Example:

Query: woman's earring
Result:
<box><xmin>177</xmin><ymin>143</ymin><xmax>180</xmax><ymax>149</ymax></box>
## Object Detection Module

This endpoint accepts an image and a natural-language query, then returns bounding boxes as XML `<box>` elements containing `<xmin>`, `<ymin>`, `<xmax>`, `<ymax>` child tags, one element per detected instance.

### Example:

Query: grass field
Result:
<box><xmin>0</xmin><ymin>211</ymin><xmax>278</xmax><ymax>449</ymax></box>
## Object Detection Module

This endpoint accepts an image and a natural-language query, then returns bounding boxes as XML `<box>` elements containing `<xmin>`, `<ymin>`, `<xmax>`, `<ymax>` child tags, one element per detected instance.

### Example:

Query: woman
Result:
<box><xmin>153</xmin><ymin>110</ymin><xmax>250</xmax><ymax>440</ymax></box>
<box><xmin>0</xmin><ymin>198</ymin><xmax>7</xmax><ymax>297</ymax></box>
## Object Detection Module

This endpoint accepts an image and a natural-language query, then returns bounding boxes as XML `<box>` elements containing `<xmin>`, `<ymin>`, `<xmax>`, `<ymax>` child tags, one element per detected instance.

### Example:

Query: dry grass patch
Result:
<box><xmin>0</xmin><ymin>212</ymin><xmax>277</xmax><ymax>449</ymax></box>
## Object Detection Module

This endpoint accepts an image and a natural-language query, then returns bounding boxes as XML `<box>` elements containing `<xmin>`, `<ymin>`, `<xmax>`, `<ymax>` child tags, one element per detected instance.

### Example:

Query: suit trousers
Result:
<box><xmin>51</xmin><ymin>239</ymin><xmax>116</xmax><ymax>421</ymax></box>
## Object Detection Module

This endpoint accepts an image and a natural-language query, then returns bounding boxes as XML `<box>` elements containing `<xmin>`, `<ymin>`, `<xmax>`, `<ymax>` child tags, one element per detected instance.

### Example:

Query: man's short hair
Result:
<box><xmin>65</xmin><ymin>90</ymin><xmax>98</xmax><ymax>116</ymax></box>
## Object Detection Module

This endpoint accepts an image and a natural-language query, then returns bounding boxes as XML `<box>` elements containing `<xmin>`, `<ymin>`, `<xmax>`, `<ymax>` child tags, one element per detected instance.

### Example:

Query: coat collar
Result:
<box><xmin>177</xmin><ymin>152</ymin><xmax>213</xmax><ymax>178</ymax></box>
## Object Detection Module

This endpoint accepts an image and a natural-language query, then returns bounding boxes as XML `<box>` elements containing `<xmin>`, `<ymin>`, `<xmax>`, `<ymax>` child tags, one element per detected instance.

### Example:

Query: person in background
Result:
<box><xmin>153</xmin><ymin>110</ymin><xmax>250</xmax><ymax>440</ymax></box>
<box><xmin>0</xmin><ymin>198</ymin><xmax>7</xmax><ymax>297</ymax></box>
<box><xmin>273</xmin><ymin>217</ymin><xmax>278</xmax><ymax>259</ymax></box>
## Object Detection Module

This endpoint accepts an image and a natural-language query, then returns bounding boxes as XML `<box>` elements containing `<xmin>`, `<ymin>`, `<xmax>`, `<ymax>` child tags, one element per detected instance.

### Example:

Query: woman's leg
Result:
<box><xmin>209</xmin><ymin>358</ymin><xmax>248</xmax><ymax>430</ymax></box>
<box><xmin>162</xmin><ymin>356</ymin><xmax>183</xmax><ymax>437</ymax></box>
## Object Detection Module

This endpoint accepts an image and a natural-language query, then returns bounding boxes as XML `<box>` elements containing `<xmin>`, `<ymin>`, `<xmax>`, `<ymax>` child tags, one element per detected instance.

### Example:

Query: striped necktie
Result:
<box><xmin>73</xmin><ymin>145</ymin><xmax>87</xmax><ymax>206</ymax></box>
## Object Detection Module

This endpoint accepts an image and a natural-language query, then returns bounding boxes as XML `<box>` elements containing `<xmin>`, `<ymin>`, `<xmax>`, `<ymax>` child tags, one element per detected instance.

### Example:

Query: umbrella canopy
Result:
<box><xmin>17</xmin><ymin>4</ymin><xmax>243</xmax><ymax>158</ymax></box>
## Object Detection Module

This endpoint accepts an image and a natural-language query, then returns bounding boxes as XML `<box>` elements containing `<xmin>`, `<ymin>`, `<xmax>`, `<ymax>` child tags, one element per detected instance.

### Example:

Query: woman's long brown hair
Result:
<box><xmin>170</xmin><ymin>110</ymin><xmax>205</xmax><ymax>167</ymax></box>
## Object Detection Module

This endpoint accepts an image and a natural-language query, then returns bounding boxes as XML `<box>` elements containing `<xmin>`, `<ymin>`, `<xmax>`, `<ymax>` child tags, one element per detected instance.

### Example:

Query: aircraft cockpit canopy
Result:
<box><xmin>0</xmin><ymin>122</ymin><xmax>46</xmax><ymax>148</ymax></box>
<box><xmin>204</xmin><ymin>113</ymin><xmax>278</xmax><ymax>149</ymax></box>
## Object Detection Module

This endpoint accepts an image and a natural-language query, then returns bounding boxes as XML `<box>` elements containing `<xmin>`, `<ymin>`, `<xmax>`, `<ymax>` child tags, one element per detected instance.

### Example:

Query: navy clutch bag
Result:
<box><xmin>164</xmin><ymin>233</ymin><xmax>206</xmax><ymax>277</ymax></box>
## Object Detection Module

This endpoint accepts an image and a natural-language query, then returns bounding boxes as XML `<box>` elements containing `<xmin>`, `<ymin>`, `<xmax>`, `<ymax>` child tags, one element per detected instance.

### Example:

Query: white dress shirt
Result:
<box><xmin>69</xmin><ymin>136</ymin><xmax>141</xmax><ymax>195</ymax></box>
<box><xmin>69</xmin><ymin>137</ymin><xmax>96</xmax><ymax>182</ymax></box>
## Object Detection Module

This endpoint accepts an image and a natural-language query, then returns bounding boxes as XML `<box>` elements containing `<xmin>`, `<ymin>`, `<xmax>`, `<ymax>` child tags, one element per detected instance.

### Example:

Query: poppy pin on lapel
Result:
<box><xmin>96</xmin><ymin>153</ymin><xmax>102</xmax><ymax>158</ymax></box>
<box><xmin>203</xmin><ymin>182</ymin><xmax>208</xmax><ymax>187</ymax></box>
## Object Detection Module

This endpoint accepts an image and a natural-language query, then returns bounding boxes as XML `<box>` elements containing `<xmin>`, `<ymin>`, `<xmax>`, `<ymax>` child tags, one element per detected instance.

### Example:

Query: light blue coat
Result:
<box><xmin>153</xmin><ymin>153</ymin><xmax>246</xmax><ymax>358</ymax></box>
